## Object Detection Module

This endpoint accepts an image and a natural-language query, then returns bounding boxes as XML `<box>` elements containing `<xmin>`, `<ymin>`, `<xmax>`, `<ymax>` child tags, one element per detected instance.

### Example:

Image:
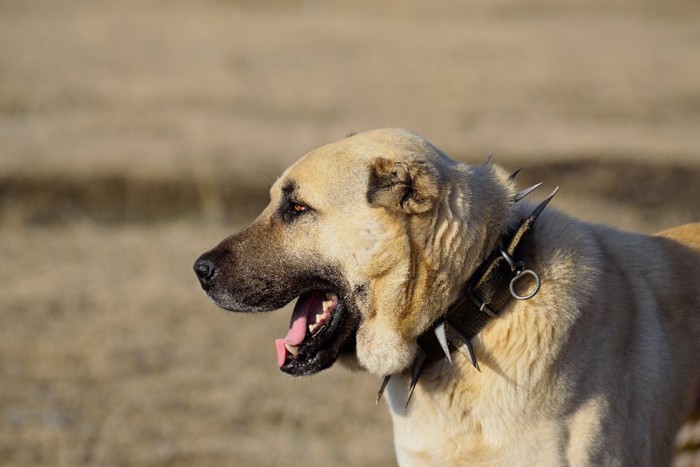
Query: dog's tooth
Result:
<box><xmin>284</xmin><ymin>343</ymin><xmax>299</xmax><ymax>356</ymax></box>
<box><xmin>325</xmin><ymin>292</ymin><xmax>337</xmax><ymax>300</ymax></box>
<box><xmin>308</xmin><ymin>323</ymin><xmax>316</xmax><ymax>333</ymax></box>
<box><xmin>322</xmin><ymin>300</ymin><xmax>333</xmax><ymax>312</ymax></box>
<box><xmin>316</xmin><ymin>313</ymin><xmax>325</xmax><ymax>323</ymax></box>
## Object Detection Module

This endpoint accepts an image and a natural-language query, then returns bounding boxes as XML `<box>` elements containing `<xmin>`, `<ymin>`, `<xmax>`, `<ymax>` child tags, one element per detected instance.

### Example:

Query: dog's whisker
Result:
<box><xmin>376</xmin><ymin>375</ymin><xmax>391</xmax><ymax>404</ymax></box>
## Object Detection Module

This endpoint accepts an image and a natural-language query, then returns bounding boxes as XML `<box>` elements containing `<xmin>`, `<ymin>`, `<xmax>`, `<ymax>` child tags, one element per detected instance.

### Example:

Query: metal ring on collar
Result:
<box><xmin>509</xmin><ymin>269</ymin><xmax>541</xmax><ymax>300</ymax></box>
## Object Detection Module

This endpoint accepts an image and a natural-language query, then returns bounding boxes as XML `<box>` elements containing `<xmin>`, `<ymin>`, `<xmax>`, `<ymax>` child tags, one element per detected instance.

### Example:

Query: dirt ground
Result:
<box><xmin>1</xmin><ymin>0</ymin><xmax>699</xmax><ymax>465</ymax></box>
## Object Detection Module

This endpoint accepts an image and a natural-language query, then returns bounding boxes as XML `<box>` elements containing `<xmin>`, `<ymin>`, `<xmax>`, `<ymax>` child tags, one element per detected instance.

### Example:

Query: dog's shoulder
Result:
<box><xmin>656</xmin><ymin>222</ymin><xmax>700</xmax><ymax>251</ymax></box>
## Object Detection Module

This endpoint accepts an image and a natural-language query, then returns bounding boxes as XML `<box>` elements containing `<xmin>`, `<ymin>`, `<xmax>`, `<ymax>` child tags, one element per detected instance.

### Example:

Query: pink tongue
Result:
<box><xmin>275</xmin><ymin>292</ymin><xmax>324</xmax><ymax>368</ymax></box>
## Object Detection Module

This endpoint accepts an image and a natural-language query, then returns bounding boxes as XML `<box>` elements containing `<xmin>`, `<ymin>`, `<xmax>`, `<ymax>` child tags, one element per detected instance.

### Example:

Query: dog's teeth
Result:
<box><xmin>284</xmin><ymin>343</ymin><xmax>299</xmax><ymax>356</ymax></box>
<box><xmin>316</xmin><ymin>313</ymin><xmax>325</xmax><ymax>323</ymax></box>
<box><xmin>322</xmin><ymin>300</ymin><xmax>333</xmax><ymax>312</ymax></box>
<box><xmin>309</xmin><ymin>320</ymin><xmax>327</xmax><ymax>335</ymax></box>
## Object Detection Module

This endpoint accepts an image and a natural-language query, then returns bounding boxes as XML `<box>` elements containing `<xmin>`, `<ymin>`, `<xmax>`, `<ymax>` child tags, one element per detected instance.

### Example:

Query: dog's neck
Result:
<box><xmin>377</xmin><ymin>185</ymin><xmax>558</xmax><ymax>408</ymax></box>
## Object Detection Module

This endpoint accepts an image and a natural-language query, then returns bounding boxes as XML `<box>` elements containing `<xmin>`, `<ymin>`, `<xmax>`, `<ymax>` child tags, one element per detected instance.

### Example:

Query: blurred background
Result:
<box><xmin>1</xmin><ymin>0</ymin><xmax>699</xmax><ymax>465</ymax></box>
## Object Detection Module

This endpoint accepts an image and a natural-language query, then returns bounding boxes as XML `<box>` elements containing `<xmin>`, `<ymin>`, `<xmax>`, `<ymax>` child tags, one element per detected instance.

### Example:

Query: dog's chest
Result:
<box><xmin>384</xmin><ymin>373</ymin><xmax>495</xmax><ymax>464</ymax></box>
<box><xmin>383</xmin><ymin>371</ymin><xmax>565</xmax><ymax>466</ymax></box>
<box><xmin>390</xmin><ymin>409</ymin><xmax>479</xmax><ymax>464</ymax></box>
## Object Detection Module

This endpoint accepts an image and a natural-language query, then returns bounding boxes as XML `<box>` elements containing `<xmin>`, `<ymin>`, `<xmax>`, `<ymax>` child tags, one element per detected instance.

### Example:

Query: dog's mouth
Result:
<box><xmin>274</xmin><ymin>290</ymin><xmax>356</xmax><ymax>376</ymax></box>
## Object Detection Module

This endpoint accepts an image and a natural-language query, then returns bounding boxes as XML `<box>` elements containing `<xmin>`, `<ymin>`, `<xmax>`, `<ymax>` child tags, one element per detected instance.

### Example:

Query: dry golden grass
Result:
<box><xmin>0</xmin><ymin>224</ymin><xmax>394</xmax><ymax>465</ymax></box>
<box><xmin>1</xmin><ymin>0</ymin><xmax>699</xmax><ymax>465</ymax></box>
<box><xmin>2</xmin><ymin>0</ymin><xmax>700</xmax><ymax>182</ymax></box>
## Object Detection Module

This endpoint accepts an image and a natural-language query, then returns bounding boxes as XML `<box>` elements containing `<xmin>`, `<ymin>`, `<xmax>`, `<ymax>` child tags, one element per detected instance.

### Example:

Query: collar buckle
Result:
<box><xmin>467</xmin><ymin>287</ymin><xmax>499</xmax><ymax>319</ymax></box>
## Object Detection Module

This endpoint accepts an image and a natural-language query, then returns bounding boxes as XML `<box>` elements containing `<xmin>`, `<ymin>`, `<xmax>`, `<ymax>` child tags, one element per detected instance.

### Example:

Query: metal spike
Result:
<box><xmin>482</xmin><ymin>152</ymin><xmax>493</xmax><ymax>166</ymax></box>
<box><xmin>513</xmin><ymin>182</ymin><xmax>543</xmax><ymax>202</ymax></box>
<box><xmin>445</xmin><ymin>325</ymin><xmax>480</xmax><ymax>371</ymax></box>
<box><xmin>508</xmin><ymin>168</ymin><xmax>522</xmax><ymax>181</ymax></box>
<box><xmin>434</xmin><ymin>321</ymin><xmax>452</xmax><ymax>365</ymax></box>
<box><xmin>463</xmin><ymin>338</ymin><xmax>480</xmax><ymax>372</ymax></box>
<box><xmin>376</xmin><ymin>375</ymin><xmax>391</xmax><ymax>404</ymax></box>
<box><xmin>405</xmin><ymin>347</ymin><xmax>427</xmax><ymax>411</ymax></box>
<box><xmin>527</xmin><ymin>186</ymin><xmax>559</xmax><ymax>222</ymax></box>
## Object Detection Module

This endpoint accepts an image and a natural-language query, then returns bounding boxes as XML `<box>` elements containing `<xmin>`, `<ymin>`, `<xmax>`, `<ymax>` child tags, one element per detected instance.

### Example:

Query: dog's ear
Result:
<box><xmin>367</xmin><ymin>158</ymin><xmax>439</xmax><ymax>214</ymax></box>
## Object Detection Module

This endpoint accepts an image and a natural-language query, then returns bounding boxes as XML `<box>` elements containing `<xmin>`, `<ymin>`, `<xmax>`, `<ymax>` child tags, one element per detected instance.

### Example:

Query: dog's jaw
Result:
<box><xmin>277</xmin><ymin>291</ymin><xmax>361</xmax><ymax>376</ymax></box>
<box><xmin>356</xmin><ymin>317</ymin><xmax>419</xmax><ymax>375</ymax></box>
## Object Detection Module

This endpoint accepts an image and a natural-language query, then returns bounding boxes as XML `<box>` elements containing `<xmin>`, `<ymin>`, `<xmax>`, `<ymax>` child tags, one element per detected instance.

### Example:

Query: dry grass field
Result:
<box><xmin>1</xmin><ymin>0</ymin><xmax>699</xmax><ymax>465</ymax></box>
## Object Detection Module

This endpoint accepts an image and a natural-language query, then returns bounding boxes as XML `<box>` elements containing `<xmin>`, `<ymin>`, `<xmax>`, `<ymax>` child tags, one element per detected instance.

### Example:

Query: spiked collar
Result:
<box><xmin>376</xmin><ymin>184</ymin><xmax>559</xmax><ymax>409</ymax></box>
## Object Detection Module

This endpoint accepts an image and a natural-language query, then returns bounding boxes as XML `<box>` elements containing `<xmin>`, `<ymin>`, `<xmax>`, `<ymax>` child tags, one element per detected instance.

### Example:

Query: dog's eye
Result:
<box><xmin>283</xmin><ymin>201</ymin><xmax>311</xmax><ymax>221</ymax></box>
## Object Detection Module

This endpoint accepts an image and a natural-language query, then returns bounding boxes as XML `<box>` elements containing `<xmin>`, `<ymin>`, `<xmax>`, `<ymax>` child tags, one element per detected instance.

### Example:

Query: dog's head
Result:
<box><xmin>194</xmin><ymin>129</ymin><xmax>517</xmax><ymax>376</ymax></box>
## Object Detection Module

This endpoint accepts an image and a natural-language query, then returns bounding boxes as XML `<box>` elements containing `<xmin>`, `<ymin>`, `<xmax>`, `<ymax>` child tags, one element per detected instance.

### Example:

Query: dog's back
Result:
<box><xmin>655</xmin><ymin>222</ymin><xmax>700</xmax><ymax>361</ymax></box>
<box><xmin>659</xmin><ymin>223</ymin><xmax>700</xmax><ymax>251</ymax></box>
<box><xmin>658</xmin><ymin>224</ymin><xmax>700</xmax><ymax>466</ymax></box>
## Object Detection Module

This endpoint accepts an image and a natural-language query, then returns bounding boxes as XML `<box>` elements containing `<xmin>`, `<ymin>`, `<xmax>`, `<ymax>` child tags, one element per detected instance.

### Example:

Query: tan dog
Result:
<box><xmin>194</xmin><ymin>128</ymin><xmax>700</xmax><ymax>466</ymax></box>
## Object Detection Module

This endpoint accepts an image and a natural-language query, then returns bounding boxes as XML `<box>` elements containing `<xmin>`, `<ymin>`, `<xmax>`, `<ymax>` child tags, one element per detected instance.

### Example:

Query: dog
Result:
<box><xmin>194</xmin><ymin>128</ymin><xmax>700</xmax><ymax>466</ymax></box>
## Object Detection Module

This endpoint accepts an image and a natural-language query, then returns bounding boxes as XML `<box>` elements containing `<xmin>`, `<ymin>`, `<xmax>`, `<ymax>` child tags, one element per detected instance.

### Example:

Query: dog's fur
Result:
<box><xmin>195</xmin><ymin>128</ymin><xmax>700</xmax><ymax>466</ymax></box>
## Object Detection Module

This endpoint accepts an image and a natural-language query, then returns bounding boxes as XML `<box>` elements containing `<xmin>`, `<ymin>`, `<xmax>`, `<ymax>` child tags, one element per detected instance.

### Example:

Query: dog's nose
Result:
<box><xmin>193</xmin><ymin>255</ymin><xmax>217</xmax><ymax>287</ymax></box>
